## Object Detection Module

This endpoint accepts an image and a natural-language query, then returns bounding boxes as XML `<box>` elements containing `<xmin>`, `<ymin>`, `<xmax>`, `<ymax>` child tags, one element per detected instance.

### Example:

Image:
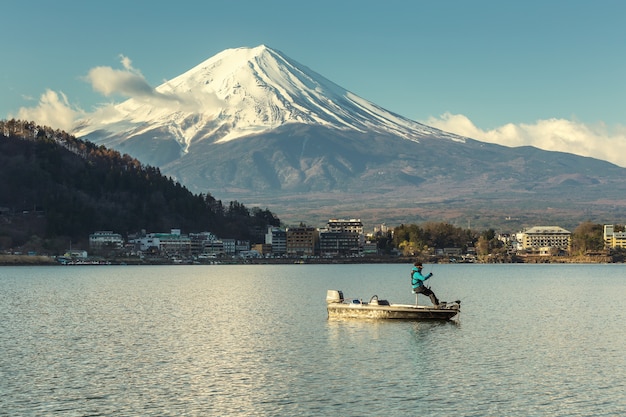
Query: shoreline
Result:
<box><xmin>0</xmin><ymin>254</ymin><xmax>617</xmax><ymax>266</ymax></box>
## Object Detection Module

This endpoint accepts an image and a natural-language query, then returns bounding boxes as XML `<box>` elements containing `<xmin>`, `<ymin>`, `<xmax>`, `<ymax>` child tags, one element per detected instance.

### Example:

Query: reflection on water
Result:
<box><xmin>1</xmin><ymin>264</ymin><xmax>626</xmax><ymax>416</ymax></box>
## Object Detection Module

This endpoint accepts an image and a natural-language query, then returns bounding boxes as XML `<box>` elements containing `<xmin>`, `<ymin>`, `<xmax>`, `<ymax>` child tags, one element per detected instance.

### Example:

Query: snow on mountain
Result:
<box><xmin>72</xmin><ymin>45</ymin><xmax>464</xmax><ymax>152</ymax></box>
<box><xmin>69</xmin><ymin>45</ymin><xmax>626</xmax><ymax>228</ymax></box>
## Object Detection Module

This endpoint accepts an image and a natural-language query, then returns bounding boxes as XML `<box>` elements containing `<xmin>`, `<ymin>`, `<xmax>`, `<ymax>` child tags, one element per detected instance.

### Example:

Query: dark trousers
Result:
<box><xmin>414</xmin><ymin>286</ymin><xmax>439</xmax><ymax>306</ymax></box>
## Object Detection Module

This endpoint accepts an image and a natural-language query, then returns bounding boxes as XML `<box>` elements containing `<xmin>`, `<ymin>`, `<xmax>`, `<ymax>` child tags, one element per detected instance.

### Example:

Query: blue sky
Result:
<box><xmin>4</xmin><ymin>0</ymin><xmax>626</xmax><ymax>166</ymax></box>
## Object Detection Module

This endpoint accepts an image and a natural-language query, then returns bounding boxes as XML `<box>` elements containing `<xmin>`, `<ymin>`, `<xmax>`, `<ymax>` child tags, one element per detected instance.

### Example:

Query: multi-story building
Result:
<box><xmin>89</xmin><ymin>231</ymin><xmax>123</xmax><ymax>250</ymax></box>
<box><xmin>327</xmin><ymin>218</ymin><xmax>363</xmax><ymax>234</ymax></box>
<box><xmin>603</xmin><ymin>225</ymin><xmax>626</xmax><ymax>249</ymax></box>
<box><xmin>220</xmin><ymin>239</ymin><xmax>250</xmax><ymax>256</ymax></box>
<box><xmin>235</xmin><ymin>240</ymin><xmax>250</xmax><ymax>253</ymax></box>
<box><xmin>265</xmin><ymin>226</ymin><xmax>287</xmax><ymax>256</ymax></box>
<box><xmin>132</xmin><ymin>229</ymin><xmax>191</xmax><ymax>256</ymax></box>
<box><xmin>319</xmin><ymin>229</ymin><xmax>360</xmax><ymax>257</ymax></box>
<box><xmin>286</xmin><ymin>226</ymin><xmax>319</xmax><ymax>257</ymax></box>
<box><xmin>320</xmin><ymin>219</ymin><xmax>365</xmax><ymax>255</ymax></box>
<box><xmin>189</xmin><ymin>232</ymin><xmax>219</xmax><ymax>255</ymax></box>
<box><xmin>362</xmin><ymin>241</ymin><xmax>379</xmax><ymax>255</ymax></box>
<box><xmin>222</xmin><ymin>239</ymin><xmax>236</xmax><ymax>256</ymax></box>
<box><xmin>158</xmin><ymin>231</ymin><xmax>191</xmax><ymax>256</ymax></box>
<box><xmin>518</xmin><ymin>226</ymin><xmax>571</xmax><ymax>251</ymax></box>
<box><xmin>252</xmin><ymin>243</ymin><xmax>273</xmax><ymax>256</ymax></box>
<box><xmin>203</xmin><ymin>240</ymin><xmax>224</xmax><ymax>256</ymax></box>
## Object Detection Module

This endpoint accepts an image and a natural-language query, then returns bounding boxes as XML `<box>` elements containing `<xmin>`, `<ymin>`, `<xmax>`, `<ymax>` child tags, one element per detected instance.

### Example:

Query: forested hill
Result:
<box><xmin>0</xmin><ymin>119</ymin><xmax>280</xmax><ymax>252</ymax></box>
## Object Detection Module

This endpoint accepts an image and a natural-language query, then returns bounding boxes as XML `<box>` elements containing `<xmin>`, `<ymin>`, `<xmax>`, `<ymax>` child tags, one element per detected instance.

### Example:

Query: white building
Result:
<box><xmin>517</xmin><ymin>226</ymin><xmax>571</xmax><ymax>251</ymax></box>
<box><xmin>89</xmin><ymin>231</ymin><xmax>123</xmax><ymax>250</ymax></box>
<box><xmin>132</xmin><ymin>229</ymin><xmax>191</xmax><ymax>255</ymax></box>
<box><xmin>603</xmin><ymin>225</ymin><xmax>626</xmax><ymax>249</ymax></box>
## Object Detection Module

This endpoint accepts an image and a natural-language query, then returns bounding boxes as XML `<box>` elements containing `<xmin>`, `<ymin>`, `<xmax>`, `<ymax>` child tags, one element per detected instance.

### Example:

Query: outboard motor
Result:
<box><xmin>326</xmin><ymin>290</ymin><xmax>344</xmax><ymax>304</ymax></box>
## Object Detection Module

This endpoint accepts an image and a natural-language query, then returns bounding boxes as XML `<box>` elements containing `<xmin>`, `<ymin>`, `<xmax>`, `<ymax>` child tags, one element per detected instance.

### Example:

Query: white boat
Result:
<box><xmin>326</xmin><ymin>290</ymin><xmax>460</xmax><ymax>321</ymax></box>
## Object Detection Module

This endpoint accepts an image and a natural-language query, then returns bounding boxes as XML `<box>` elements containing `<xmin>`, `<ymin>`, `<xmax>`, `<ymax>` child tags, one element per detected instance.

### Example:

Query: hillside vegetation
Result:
<box><xmin>0</xmin><ymin>119</ymin><xmax>280</xmax><ymax>253</ymax></box>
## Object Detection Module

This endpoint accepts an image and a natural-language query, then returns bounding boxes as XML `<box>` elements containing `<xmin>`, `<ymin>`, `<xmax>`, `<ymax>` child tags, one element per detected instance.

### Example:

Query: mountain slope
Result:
<box><xmin>73</xmin><ymin>45</ymin><xmax>463</xmax><ymax>162</ymax></box>
<box><xmin>0</xmin><ymin>120</ymin><xmax>280</xmax><ymax>252</ymax></box>
<box><xmin>72</xmin><ymin>45</ymin><xmax>626</xmax><ymax>228</ymax></box>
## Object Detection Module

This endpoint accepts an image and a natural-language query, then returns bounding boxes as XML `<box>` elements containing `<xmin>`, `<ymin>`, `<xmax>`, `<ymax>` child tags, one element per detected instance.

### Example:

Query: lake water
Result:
<box><xmin>1</xmin><ymin>263</ymin><xmax>626</xmax><ymax>416</ymax></box>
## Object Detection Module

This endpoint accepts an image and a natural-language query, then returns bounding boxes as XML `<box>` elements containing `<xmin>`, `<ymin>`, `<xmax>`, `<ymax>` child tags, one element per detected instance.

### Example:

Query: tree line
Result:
<box><xmin>1</xmin><ymin>119</ymin><xmax>619</xmax><ymax>259</ymax></box>
<box><xmin>381</xmin><ymin>221</ymin><xmax>614</xmax><ymax>260</ymax></box>
<box><xmin>0</xmin><ymin>119</ymin><xmax>280</xmax><ymax>253</ymax></box>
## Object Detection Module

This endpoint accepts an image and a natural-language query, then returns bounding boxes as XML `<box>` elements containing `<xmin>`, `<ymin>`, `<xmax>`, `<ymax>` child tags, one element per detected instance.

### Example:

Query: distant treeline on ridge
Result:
<box><xmin>0</xmin><ymin>119</ymin><xmax>280</xmax><ymax>252</ymax></box>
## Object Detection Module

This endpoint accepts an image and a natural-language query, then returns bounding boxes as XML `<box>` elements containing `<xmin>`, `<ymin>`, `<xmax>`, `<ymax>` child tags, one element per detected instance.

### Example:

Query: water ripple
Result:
<box><xmin>1</xmin><ymin>264</ymin><xmax>626</xmax><ymax>416</ymax></box>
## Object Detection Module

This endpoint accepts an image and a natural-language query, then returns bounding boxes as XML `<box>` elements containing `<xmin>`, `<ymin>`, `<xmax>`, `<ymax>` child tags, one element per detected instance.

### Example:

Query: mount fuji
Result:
<box><xmin>72</xmin><ymin>45</ymin><xmax>626</xmax><ymax>228</ymax></box>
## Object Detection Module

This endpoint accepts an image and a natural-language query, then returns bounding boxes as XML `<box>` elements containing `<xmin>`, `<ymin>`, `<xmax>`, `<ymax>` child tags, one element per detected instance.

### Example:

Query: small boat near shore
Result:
<box><xmin>326</xmin><ymin>290</ymin><xmax>460</xmax><ymax>321</ymax></box>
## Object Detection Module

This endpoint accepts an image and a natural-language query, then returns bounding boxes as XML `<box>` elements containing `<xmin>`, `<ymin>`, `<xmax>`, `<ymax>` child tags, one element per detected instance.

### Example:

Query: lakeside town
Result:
<box><xmin>4</xmin><ymin>218</ymin><xmax>626</xmax><ymax>266</ymax></box>
<box><xmin>3</xmin><ymin>121</ymin><xmax>625</xmax><ymax>266</ymax></box>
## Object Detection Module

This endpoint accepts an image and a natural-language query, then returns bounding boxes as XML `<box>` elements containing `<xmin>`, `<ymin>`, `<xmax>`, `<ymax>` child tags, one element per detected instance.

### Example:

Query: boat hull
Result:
<box><xmin>327</xmin><ymin>302</ymin><xmax>459</xmax><ymax>320</ymax></box>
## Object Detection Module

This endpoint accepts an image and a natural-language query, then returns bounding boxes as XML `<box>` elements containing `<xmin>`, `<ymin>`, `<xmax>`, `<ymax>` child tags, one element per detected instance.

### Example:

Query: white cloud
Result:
<box><xmin>422</xmin><ymin>112</ymin><xmax>626</xmax><ymax>168</ymax></box>
<box><xmin>83</xmin><ymin>55</ymin><xmax>221</xmax><ymax>112</ymax></box>
<box><xmin>11</xmin><ymin>55</ymin><xmax>625</xmax><ymax>169</ymax></box>
<box><xmin>86</xmin><ymin>55</ymin><xmax>156</xmax><ymax>99</ymax></box>
<box><xmin>13</xmin><ymin>89</ymin><xmax>83</xmax><ymax>131</ymax></box>
<box><xmin>12</xmin><ymin>55</ymin><xmax>220</xmax><ymax>132</ymax></box>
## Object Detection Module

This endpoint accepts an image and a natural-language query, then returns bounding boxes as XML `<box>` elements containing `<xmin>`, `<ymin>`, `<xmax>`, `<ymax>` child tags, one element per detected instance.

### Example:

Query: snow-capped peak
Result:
<box><xmin>73</xmin><ymin>45</ymin><xmax>463</xmax><ymax>150</ymax></box>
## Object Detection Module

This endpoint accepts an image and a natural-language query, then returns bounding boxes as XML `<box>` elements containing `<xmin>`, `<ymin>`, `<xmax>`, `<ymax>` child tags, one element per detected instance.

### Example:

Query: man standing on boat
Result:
<box><xmin>411</xmin><ymin>262</ymin><xmax>440</xmax><ymax>308</ymax></box>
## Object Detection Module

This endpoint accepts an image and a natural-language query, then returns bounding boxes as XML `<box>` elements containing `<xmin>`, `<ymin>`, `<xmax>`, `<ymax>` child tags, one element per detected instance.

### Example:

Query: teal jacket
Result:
<box><xmin>411</xmin><ymin>267</ymin><xmax>433</xmax><ymax>289</ymax></box>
